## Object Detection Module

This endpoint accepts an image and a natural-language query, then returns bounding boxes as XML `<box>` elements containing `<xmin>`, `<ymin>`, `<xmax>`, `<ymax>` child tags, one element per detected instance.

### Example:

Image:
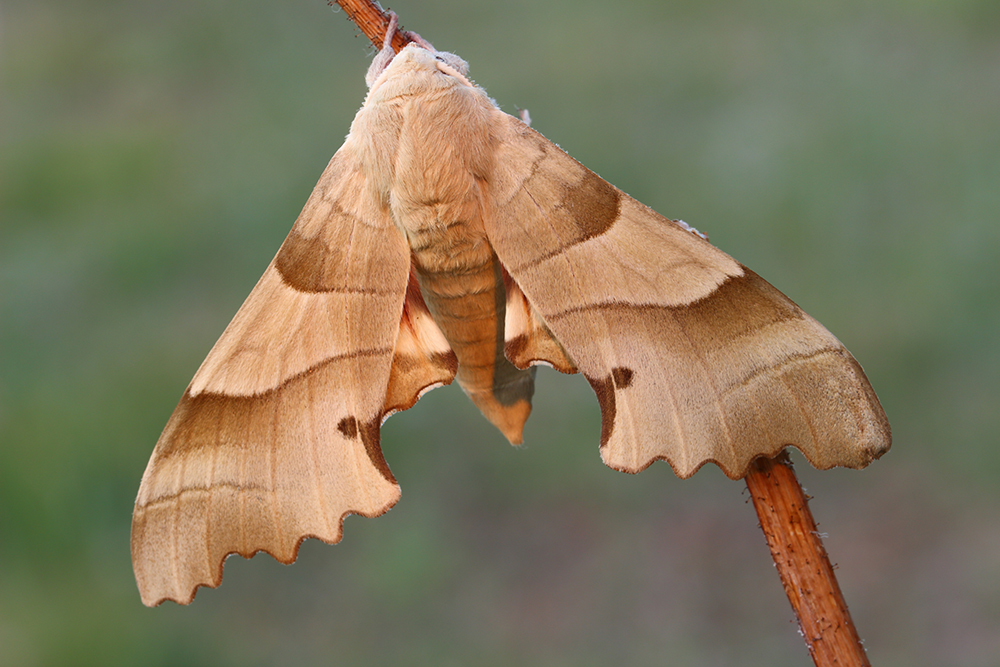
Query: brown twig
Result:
<box><xmin>745</xmin><ymin>452</ymin><xmax>871</xmax><ymax>666</ymax></box>
<box><xmin>330</xmin><ymin>0</ymin><xmax>410</xmax><ymax>53</ymax></box>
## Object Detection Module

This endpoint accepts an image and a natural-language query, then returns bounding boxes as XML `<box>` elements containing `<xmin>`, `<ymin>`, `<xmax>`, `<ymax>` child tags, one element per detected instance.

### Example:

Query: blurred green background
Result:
<box><xmin>2</xmin><ymin>0</ymin><xmax>999</xmax><ymax>665</ymax></box>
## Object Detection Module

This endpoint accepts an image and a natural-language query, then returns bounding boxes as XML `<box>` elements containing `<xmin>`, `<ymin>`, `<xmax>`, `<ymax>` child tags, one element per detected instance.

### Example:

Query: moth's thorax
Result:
<box><xmin>353</xmin><ymin>46</ymin><xmax>502</xmax><ymax>275</ymax></box>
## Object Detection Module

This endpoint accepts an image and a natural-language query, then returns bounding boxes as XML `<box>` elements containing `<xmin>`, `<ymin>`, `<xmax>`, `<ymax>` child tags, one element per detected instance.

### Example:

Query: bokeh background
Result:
<box><xmin>2</xmin><ymin>0</ymin><xmax>999</xmax><ymax>665</ymax></box>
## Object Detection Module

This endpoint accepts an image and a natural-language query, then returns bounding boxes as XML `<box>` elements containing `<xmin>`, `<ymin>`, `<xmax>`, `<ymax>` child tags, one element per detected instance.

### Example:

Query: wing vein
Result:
<box><xmin>308</xmin><ymin>372</ymin><xmax>333</xmax><ymax>536</ymax></box>
<box><xmin>204</xmin><ymin>437</ymin><xmax>218</xmax><ymax>583</ymax></box>
<box><xmin>170</xmin><ymin>454</ymin><xmax>184</xmax><ymax>597</ymax></box>
<box><xmin>267</xmin><ymin>361</ymin><xmax>283</xmax><ymax>554</ymax></box>
<box><xmin>671</xmin><ymin>307</ymin><xmax>739</xmax><ymax>466</ymax></box>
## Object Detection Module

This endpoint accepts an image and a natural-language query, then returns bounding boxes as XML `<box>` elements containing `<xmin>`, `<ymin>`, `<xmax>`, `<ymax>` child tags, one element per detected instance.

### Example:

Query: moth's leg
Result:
<box><xmin>365</xmin><ymin>12</ymin><xmax>398</xmax><ymax>85</ymax></box>
<box><xmin>399</xmin><ymin>24</ymin><xmax>435</xmax><ymax>51</ymax></box>
<box><xmin>365</xmin><ymin>12</ymin><xmax>436</xmax><ymax>86</ymax></box>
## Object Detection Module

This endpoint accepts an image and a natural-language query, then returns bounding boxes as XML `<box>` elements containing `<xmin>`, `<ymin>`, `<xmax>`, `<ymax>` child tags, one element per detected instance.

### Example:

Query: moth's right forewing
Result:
<box><xmin>132</xmin><ymin>145</ymin><xmax>413</xmax><ymax>606</ymax></box>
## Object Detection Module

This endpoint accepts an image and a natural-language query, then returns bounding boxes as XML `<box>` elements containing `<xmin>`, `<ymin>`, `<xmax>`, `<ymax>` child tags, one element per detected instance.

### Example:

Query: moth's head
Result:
<box><xmin>366</xmin><ymin>43</ymin><xmax>472</xmax><ymax>98</ymax></box>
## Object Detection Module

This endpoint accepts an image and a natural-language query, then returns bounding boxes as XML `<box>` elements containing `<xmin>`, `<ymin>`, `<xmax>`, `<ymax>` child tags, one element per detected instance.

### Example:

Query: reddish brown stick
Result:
<box><xmin>745</xmin><ymin>452</ymin><xmax>870</xmax><ymax>666</ymax></box>
<box><xmin>330</xmin><ymin>0</ymin><xmax>410</xmax><ymax>53</ymax></box>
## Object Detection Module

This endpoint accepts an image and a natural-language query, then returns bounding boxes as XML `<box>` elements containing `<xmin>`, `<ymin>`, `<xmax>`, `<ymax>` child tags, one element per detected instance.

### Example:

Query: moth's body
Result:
<box><xmin>132</xmin><ymin>42</ymin><xmax>890</xmax><ymax>606</ymax></box>
<box><xmin>356</xmin><ymin>53</ymin><xmax>534</xmax><ymax>440</ymax></box>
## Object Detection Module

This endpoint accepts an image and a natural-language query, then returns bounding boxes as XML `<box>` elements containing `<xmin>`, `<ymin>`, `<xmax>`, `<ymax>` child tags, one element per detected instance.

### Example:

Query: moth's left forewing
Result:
<box><xmin>485</xmin><ymin>113</ymin><xmax>890</xmax><ymax>479</ymax></box>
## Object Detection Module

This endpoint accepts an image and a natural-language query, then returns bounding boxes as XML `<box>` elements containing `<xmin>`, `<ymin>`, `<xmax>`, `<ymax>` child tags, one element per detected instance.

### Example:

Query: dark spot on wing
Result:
<box><xmin>158</xmin><ymin>353</ymin><xmax>398</xmax><ymax>486</ymax></box>
<box><xmin>433</xmin><ymin>350</ymin><xmax>460</xmax><ymax>375</ymax></box>
<box><xmin>359</xmin><ymin>417</ymin><xmax>396</xmax><ymax>484</ymax></box>
<box><xmin>612</xmin><ymin>366</ymin><xmax>634</xmax><ymax>389</ymax></box>
<box><xmin>337</xmin><ymin>416</ymin><xmax>359</xmax><ymax>439</ymax></box>
<box><xmin>586</xmin><ymin>373</ymin><xmax>617</xmax><ymax>449</ymax></box>
<box><xmin>586</xmin><ymin>368</ymin><xmax>633</xmax><ymax>449</ymax></box>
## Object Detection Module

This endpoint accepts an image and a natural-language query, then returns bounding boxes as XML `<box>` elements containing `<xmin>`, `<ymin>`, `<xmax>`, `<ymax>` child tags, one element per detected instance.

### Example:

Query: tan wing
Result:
<box><xmin>131</xmin><ymin>147</ymin><xmax>454</xmax><ymax>606</ymax></box>
<box><xmin>385</xmin><ymin>268</ymin><xmax>459</xmax><ymax>416</ymax></box>
<box><xmin>485</xmin><ymin>116</ymin><xmax>891</xmax><ymax>479</ymax></box>
<box><xmin>503</xmin><ymin>268</ymin><xmax>575</xmax><ymax>374</ymax></box>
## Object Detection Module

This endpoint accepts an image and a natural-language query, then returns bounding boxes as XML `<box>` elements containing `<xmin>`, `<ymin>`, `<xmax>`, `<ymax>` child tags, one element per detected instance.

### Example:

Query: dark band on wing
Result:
<box><xmin>561</xmin><ymin>169</ymin><xmax>620</xmax><ymax>243</ymax></box>
<box><xmin>155</xmin><ymin>348</ymin><xmax>396</xmax><ymax>485</ymax></box>
<box><xmin>276</xmin><ymin>215</ymin><xmax>404</xmax><ymax>295</ymax></box>
<box><xmin>559</xmin><ymin>271</ymin><xmax>811</xmax><ymax>451</ymax></box>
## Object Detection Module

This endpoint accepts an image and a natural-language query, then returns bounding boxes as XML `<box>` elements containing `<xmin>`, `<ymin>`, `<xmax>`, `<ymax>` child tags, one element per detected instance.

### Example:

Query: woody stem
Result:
<box><xmin>744</xmin><ymin>451</ymin><xmax>871</xmax><ymax>667</ymax></box>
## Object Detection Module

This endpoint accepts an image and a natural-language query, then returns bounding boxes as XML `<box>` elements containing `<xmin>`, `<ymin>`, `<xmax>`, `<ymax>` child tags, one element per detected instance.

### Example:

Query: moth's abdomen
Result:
<box><xmin>410</xmin><ymin>223</ymin><xmax>534</xmax><ymax>444</ymax></box>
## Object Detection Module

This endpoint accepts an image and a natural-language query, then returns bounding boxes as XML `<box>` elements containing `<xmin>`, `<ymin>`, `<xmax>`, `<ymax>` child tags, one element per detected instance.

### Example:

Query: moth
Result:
<box><xmin>132</xmin><ymin>35</ymin><xmax>890</xmax><ymax>607</ymax></box>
